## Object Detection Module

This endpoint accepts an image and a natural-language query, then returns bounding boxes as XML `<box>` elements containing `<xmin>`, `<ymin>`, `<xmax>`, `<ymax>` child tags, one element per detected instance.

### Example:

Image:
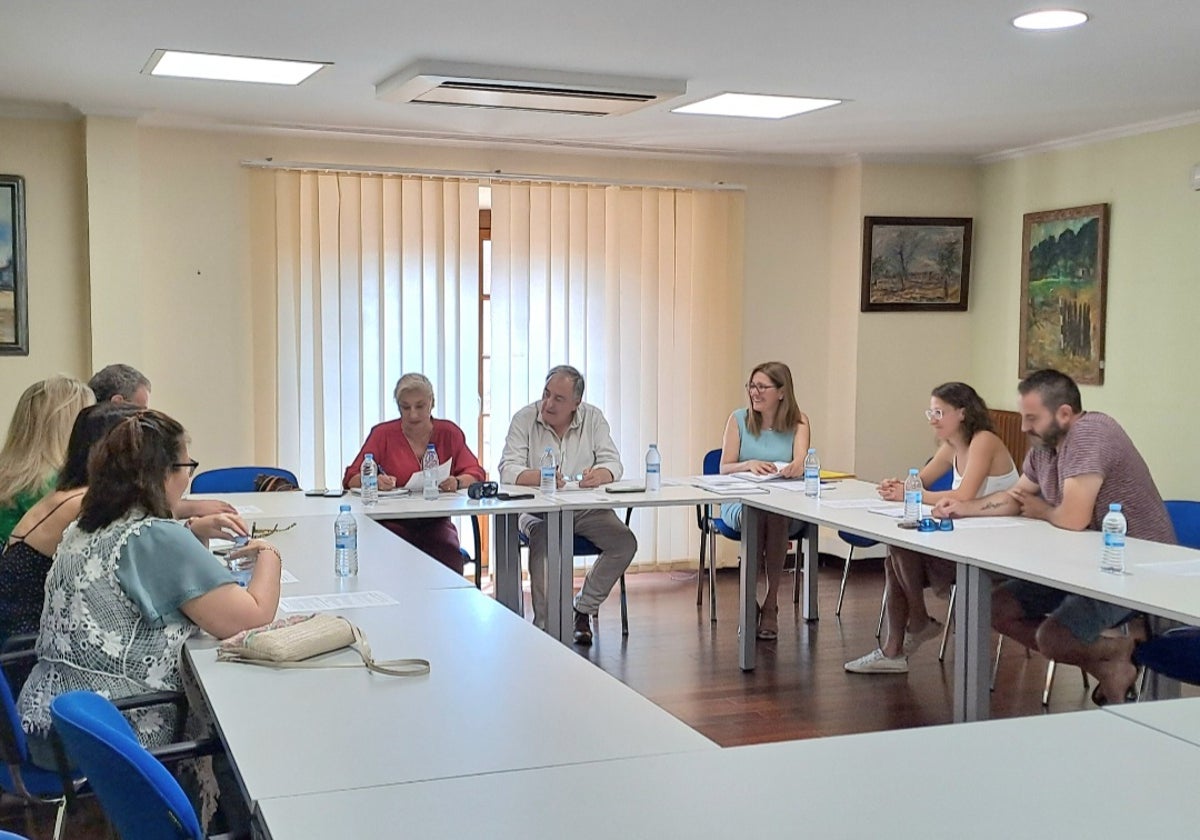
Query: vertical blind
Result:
<box><xmin>273</xmin><ymin>172</ymin><xmax>479</xmax><ymax>488</ymax></box>
<box><xmin>270</xmin><ymin>170</ymin><xmax>742</xmax><ymax>568</ymax></box>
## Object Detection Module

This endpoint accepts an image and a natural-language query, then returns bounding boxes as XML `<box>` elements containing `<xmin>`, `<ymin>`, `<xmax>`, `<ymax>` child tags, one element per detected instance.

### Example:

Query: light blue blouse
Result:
<box><xmin>720</xmin><ymin>408</ymin><xmax>799</xmax><ymax>530</ymax></box>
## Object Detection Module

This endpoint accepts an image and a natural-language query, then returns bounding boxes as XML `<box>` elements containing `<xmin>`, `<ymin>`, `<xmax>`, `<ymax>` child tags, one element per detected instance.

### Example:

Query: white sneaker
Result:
<box><xmin>844</xmin><ymin>648</ymin><xmax>909</xmax><ymax>674</ymax></box>
<box><xmin>902</xmin><ymin>619</ymin><xmax>945</xmax><ymax>656</ymax></box>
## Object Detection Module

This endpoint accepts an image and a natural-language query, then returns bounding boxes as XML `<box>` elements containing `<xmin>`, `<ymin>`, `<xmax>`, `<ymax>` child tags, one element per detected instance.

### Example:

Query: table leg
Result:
<box><xmin>546</xmin><ymin>511</ymin><xmax>562</xmax><ymax>641</ymax></box>
<box><xmin>492</xmin><ymin>513</ymin><xmax>523</xmax><ymax>617</ymax></box>
<box><xmin>740</xmin><ymin>506</ymin><xmax>762</xmax><ymax>671</ymax></box>
<box><xmin>802</xmin><ymin>525</ymin><xmax>819</xmax><ymax>622</ymax></box>
<box><xmin>953</xmin><ymin>562</ymin><xmax>993</xmax><ymax>722</ymax></box>
<box><xmin>555</xmin><ymin>509</ymin><xmax>575</xmax><ymax>645</ymax></box>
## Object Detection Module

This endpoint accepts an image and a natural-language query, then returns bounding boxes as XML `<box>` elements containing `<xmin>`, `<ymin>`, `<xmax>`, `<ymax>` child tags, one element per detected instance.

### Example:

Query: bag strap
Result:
<box><xmin>221</xmin><ymin>622</ymin><xmax>430</xmax><ymax>677</ymax></box>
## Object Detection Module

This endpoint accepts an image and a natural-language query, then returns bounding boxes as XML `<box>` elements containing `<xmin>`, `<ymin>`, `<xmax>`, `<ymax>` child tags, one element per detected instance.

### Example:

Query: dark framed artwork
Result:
<box><xmin>1019</xmin><ymin>203</ymin><xmax>1109</xmax><ymax>385</ymax></box>
<box><xmin>0</xmin><ymin>175</ymin><xmax>28</xmax><ymax>356</ymax></box>
<box><xmin>860</xmin><ymin>216</ymin><xmax>973</xmax><ymax>312</ymax></box>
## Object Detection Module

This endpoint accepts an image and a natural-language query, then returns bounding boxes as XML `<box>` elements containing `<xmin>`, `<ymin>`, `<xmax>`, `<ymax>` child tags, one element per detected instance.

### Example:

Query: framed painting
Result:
<box><xmin>0</xmin><ymin>175</ymin><xmax>29</xmax><ymax>356</ymax></box>
<box><xmin>1019</xmin><ymin>203</ymin><xmax>1109</xmax><ymax>385</ymax></box>
<box><xmin>860</xmin><ymin>216</ymin><xmax>973</xmax><ymax>312</ymax></box>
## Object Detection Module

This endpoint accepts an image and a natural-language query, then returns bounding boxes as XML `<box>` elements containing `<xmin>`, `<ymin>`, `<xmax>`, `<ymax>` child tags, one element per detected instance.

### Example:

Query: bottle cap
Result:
<box><xmin>807</xmin><ymin>448</ymin><xmax>816</xmax><ymax>454</ymax></box>
<box><xmin>365</xmin><ymin>453</ymin><xmax>374</xmax><ymax>459</ymax></box>
<box><xmin>1109</xmin><ymin>503</ymin><xmax>1122</xmax><ymax>512</ymax></box>
<box><xmin>340</xmin><ymin>504</ymin><xmax>351</xmax><ymax>512</ymax></box>
<box><xmin>909</xmin><ymin>468</ymin><xmax>919</xmax><ymax>475</ymax></box>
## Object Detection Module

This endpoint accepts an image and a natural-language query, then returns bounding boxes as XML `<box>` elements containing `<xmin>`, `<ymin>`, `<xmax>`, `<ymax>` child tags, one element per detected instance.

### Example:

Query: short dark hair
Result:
<box><xmin>545</xmin><ymin>365</ymin><xmax>585</xmax><ymax>402</ymax></box>
<box><xmin>78</xmin><ymin>409</ymin><xmax>187</xmax><ymax>531</ymax></box>
<box><xmin>931</xmin><ymin>382</ymin><xmax>994</xmax><ymax>442</ymax></box>
<box><xmin>56</xmin><ymin>403</ymin><xmax>142</xmax><ymax>491</ymax></box>
<box><xmin>88</xmin><ymin>364</ymin><xmax>151</xmax><ymax>403</ymax></box>
<box><xmin>1018</xmin><ymin>369</ymin><xmax>1083</xmax><ymax>413</ymax></box>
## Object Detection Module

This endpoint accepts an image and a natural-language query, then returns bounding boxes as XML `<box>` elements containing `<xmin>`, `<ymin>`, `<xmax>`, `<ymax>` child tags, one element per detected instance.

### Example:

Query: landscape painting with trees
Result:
<box><xmin>860</xmin><ymin>217</ymin><xmax>972</xmax><ymax>312</ymax></box>
<box><xmin>1019</xmin><ymin>204</ymin><xmax>1109</xmax><ymax>385</ymax></box>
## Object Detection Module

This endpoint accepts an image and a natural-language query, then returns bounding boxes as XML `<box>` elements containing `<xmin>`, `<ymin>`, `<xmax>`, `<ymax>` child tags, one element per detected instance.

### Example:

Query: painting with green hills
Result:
<box><xmin>1019</xmin><ymin>204</ymin><xmax>1109</xmax><ymax>385</ymax></box>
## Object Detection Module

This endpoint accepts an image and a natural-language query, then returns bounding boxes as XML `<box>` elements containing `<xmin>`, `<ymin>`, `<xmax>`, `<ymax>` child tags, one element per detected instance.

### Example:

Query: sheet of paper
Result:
<box><xmin>559</xmin><ymin>492</ymin><xmax>608</xmax><ymax>505</ymax></box>
<box><xmin>279</xmin><ymin>590</ymin><xmax>400</xmax><ymax>613</ymax></box>
<box><xmin>820</xmin><ymin>499</ymin><xmax>884</xmax><ymax>510</ymax></box>
<box><xmin>351</xmin><ymin>487</ymin><xmax>410</xmax><ymax>498</ymax></box>
<box><xmin>234</xmin><ymin>505</ymin><xmax>263</xmax><ymax>515</ymax></box>
<box><xmin>280</xmin><ymin>569</ymin><xmax>299</xmax><ymax>584</ymax></box>
<box><xmin>690</xmin><ymin>478</ymin><xmax>769</xmax><ymax>496</ymax></box>
<box><xmin>402</xmin><ymin>458</ymin><xmax>453</xmax><ymax>491</ymax></box>
<box><xmin>943</xmin><ymin>517</ymin><xmax>1026</xmax><ymax>529</ymax></box>
<box><xmin>869</xmin><ymin>504</ymin><xmax>933</xmax><ymax>519</ymax></box>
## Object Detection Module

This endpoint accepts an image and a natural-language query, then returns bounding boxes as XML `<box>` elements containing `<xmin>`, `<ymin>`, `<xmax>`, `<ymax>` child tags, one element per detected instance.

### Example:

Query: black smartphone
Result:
<box><xmin>323</xmin><ymin>489</ymin><xmax>347</xmax><ymax>497</ymax></box>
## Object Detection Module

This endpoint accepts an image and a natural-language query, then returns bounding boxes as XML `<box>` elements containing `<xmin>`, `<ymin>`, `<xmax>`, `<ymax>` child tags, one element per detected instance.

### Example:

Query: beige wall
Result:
<box><xmin>972</xmin><ymin>122</ymin><xmax>1200</xmax><ymax>498</ymax></box>
<box><xmin>4</xmin><ymin>113</ymin><xmax>1196</xmax><ymax>504</ymax></box>
<box><xmin>852</xmin><ymin>163</ymin><xmax>980</xmax><ymax>481</ymax></box>
<box><xmin>0</xmin><ymin>118</ymin><xmax>90</xmax><ymax>434</ymax></box>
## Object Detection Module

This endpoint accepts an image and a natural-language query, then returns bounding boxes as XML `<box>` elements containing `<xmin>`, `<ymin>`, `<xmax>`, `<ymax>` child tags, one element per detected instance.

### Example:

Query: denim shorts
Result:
<box><xmin>1000</xmin><ymin>579</ymin><xmax>1134</xmax><ymax>645</ymax></box>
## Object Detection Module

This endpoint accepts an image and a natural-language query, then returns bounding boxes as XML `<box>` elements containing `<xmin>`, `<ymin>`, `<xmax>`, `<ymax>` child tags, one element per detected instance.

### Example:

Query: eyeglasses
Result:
<box><xmin>924</xmin><ymin>408</ymin><xmax>944</xmax><ymax>421</ymax></box>
<box><xmin>467</xmin><ymin>481</ymin><xmax>499</xmax><ymax>500</ymax></box>
<box><xmin>251</xmin><ymin>521</ymin><xmax>297</xmax><ymax>538</ymax></box>
<box><xmin>746</xmin><ymin>382</ymin><xmax>778</xmax><ymax>394</ymax></box>
<box><xmin>173</xmin><ymin>459</ymin><xmax>199</xmax><ymax>477</ymax></box>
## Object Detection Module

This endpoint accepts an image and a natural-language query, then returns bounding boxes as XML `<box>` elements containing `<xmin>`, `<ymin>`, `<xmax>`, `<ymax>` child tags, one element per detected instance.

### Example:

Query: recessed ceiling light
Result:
<box><xmin>144</xmin><ymin>49</ymin><xmax>328</xmax><ymax>85</ymax></box>
<box><xmin>1011</xmin><ymin>9</ymin><xmax>1089</xmax><ymax>30</ymax></box>
<box><xmin>672</xmin><ymin>93</ymin><xmax>842</xmax><ymax>120</ymax></box>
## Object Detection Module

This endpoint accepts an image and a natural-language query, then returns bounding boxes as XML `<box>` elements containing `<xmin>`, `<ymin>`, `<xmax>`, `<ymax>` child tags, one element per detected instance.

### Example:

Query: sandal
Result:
<box><xmin>757</xmin><ymin>606</ymin><xmax>779</xmax><ymax>640</ymax></box>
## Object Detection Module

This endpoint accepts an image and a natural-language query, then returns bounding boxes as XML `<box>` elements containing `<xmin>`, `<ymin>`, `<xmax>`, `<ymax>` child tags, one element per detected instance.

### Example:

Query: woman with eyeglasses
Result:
<box><xmin>719</xmin><ymin>361</ymin><xmax>810</xmax><ymax>640</ymax></box>
<box><xmin>845</xmin><ymin>382</ymin><xmax>1018</xmax><ymax>674</ymax></box>
<box><xmin>17</xmin><ymin>409</ymin><xmax>281</xmax><ymax>772</ymax></box>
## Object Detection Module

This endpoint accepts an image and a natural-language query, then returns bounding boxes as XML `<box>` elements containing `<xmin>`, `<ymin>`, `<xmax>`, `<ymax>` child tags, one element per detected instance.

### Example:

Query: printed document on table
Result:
<box><xmin>279</xmin><ymin>591</ymin><xmax>400</xmax><ymax>613</ymax></box>
<box><xmin>691</xmin><ymin>476</ymin><xmax>768</xmax><ymax>495</ymax></box>
<box><xmin>822</xmin><ymin>499</ymin><xmax>886</xmax><ymax>510</ymax></box>
<box><xmin>280</xmin><ymin>569</ymin><xmax>299</xmax><ymax>584</ymax></box>
<box><xmin>351</xmin><ymin>487</ymin><xmax>410</xmax><ymax>498</ymax></box>
<box><xmin>869</xmin><ymin>504</ymin><xmax>933</xmax><ymax>519</ymax></box>
<box><xmin>945</xmin><ymin>517</ymin><xmax>1026</xmax><ymax>529</ymax></box>
<box><xmin>401</xmin><ymin>458</ymin><xmax>453</xmax><ymax>491</ymax></box>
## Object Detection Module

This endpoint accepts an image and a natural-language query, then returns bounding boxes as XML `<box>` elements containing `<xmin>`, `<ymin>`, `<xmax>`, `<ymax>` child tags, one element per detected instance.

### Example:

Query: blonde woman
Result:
<box><xmin>0</xmin><ymin>376</ymin><xmax>95</xmax><ymax>543</ymax></box>
<box><xmin>719</xmin><ymin>362</ymin><xmax>810</xmax><ymax>640</ymax></box>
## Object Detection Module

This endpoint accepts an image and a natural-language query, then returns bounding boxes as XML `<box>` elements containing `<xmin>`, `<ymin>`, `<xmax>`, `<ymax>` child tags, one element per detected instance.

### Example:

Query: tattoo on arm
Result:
<box><xmin>982</xmin><ymin>500</ymin><xmax>1006</xmax><ymax>510</ymax></box>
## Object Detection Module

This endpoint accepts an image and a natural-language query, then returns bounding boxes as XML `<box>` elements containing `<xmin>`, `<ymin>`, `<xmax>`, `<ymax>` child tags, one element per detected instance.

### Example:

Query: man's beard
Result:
<box><xmin>1029</xmin><ymin>419</ymin><xmax>1065</xmax><ymax>450</ymax></box>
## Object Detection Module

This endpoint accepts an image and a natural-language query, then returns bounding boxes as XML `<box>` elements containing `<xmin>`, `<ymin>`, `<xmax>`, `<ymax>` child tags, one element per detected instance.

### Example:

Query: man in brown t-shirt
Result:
<box><xmin>932</xmin><ymin>369</ymin><xmax>1175</xmax><ymax>705</ymax></box>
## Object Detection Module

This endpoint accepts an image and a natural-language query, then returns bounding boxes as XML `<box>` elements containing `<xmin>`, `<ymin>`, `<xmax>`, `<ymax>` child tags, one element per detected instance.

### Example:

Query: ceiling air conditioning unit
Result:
<box><xmin>376</xmin><ymin>61</ymin><xmax>686</xmax><ymax>117</ymax></box>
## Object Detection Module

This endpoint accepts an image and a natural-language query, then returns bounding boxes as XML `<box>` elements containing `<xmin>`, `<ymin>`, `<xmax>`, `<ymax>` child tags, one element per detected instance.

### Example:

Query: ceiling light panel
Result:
<box><xmin>145</xmin><ymin>49</ymin><xmax>328</xmax><ymax>85</ymax></box>
<box><xmin>1011</xmin><ymin>10</ymin><xmax>1089</xmax><ymax>30</ymax></box>
<box><xmin>673</xmin><ymin>93</ymin><xmax>842</xmax><ymax>120</ymax></box>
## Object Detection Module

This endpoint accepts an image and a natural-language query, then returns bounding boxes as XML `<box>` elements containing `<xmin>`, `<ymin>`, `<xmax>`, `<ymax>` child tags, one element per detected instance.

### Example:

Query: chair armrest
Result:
<box><xmin>0</xmin><ymin>632</ymin><xmax>37</xmax><ymax>654</ymax></box>
<box><xmin>111</xmin><ymin>690</ymin><xmax>188</xmax><ymax>713</ymax></box>
<box><xmin>0</xmin><ymin>646</ymin><xmax>37</xmax><ymax>666</ymax></box>
<box><xmin>148</xmin><ymin>736</ymin><xmax>223</xmax><ymax>765</ymax></box>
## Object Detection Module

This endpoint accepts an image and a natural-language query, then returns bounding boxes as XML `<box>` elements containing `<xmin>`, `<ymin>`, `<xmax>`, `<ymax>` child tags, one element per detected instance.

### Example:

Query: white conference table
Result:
<box><xmin>740</xmin><ymin>480</ymin><xmax>1200</xmax><ymax>722</ymax></box>
<box><xmin>1105</xmin><ymin>696</ymin><xmax>1200</xmax><ymax>747</ymax></box>
<box><xmin>188</xmin><ymin>586</ymin><xmax>714</xmax><ymax>804</ymax></box>
<box><xmin>188</xmin><ymin>487</ymin><xmax>561</xmax><ymax>615</ymax></box>
<box><xmin>253</xmin><ymin>706</ymin><xmax>1200</xmax><ymax>839</ymax></box>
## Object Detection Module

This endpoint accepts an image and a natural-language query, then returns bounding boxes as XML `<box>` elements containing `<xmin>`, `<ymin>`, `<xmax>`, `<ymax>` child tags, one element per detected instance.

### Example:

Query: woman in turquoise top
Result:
<box><xmin>720</xmin><ymin>361</ymin><xmax>811</xmax><ymax>640</ymax></box>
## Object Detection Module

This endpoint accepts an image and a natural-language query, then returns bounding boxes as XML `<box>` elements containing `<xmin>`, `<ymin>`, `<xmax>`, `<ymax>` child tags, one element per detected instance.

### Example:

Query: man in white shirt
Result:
<box><xmin>498</xmin><ymin>365</ymin><xmax>636</xmax><ymax>644</ymax></box>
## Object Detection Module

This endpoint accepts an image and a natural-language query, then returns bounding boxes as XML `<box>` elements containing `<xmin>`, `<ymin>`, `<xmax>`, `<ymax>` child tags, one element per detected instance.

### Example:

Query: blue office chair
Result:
<box><xmin>0</xmin><ymin>831</ymin><xmax>31</xmax><ymax>839</ymax></box>
<box><xmin>189</xmin><ymin>466</ymin><xmax>299</xmax><ymax>494</ymax></box>
<box><xmin>695</xmin><ymin>449</ymin><xmax>739</xmax><ymax>622</ymax></box>
<box><xmin>50</xmin><ymin>692</ymin><xmax>206</xmax><ymax>840</ymax></box>
<box><xmin>460</xmin><ymin>515</ymin><xmax>485</xmax><ymax>589</ymax></box>
<box><xmin>519</xmin><ymin>509</ymin><xmax>634</xmax><ymax>636</ymax></box>
<box><xmin>1132</xmin><ymin>500</ymin><xmax>1200</xmax><ymax>696</ymax></box>
<box><xmin>0</xmin><ymin>651</ymin><xmax>86</xmax><ymax>840</ymax></box>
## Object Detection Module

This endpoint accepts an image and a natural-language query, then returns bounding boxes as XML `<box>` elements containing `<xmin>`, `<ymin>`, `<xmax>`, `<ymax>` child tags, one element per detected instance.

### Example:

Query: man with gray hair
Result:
<box><xmin>499</xmin><ymin>365</ymin><xmax>635</xmax><ymax>644</ymax></box>
<box><xmin>88</xmin><ymin>364</ymin><xmax>152</xmax><ymax>407</ymax></box>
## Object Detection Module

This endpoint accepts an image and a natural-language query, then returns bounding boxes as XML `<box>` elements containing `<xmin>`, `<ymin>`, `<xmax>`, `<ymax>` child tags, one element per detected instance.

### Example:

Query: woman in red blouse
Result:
<box><xmin>343</xmin><ymin>374</ymin><xmax>486</xmax><ymax>573</ymax></box>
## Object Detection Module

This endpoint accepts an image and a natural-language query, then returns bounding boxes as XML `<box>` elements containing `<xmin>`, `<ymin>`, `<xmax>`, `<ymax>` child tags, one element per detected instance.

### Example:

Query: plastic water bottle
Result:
<box><xmin>803</xmin><ymin>448</ymin><xmax>820</xmax><ymax>498</ymax></box>
<box><xmin>645</xmin><ymin>444</ymin><xmax>662</xmax><ymax>492</ymax></box>
<box><xmin>360</xmin><ymin>453</ymin><xmax>378</xmax><ymax>507</ymax></box>
<box><xmin>903</xmin><ymin>468</ymin><xmax>922</xmax><ymax>524</ymax></box>
<box><xmin>422</xmin><ymin>444</ymin><xmax>439</xmax><ymax>501</ymax></box>
<box><xmin>540</xmin><ymin>447</ymin><xmax>557</xmax><ymax>495</ymax></box>
<box><xmin>1101</xmin><ymin>503</ymin><xmax>1127</xmax><ymax>574</ymax></box>
<box><xmin>334</xmin><ymin>505</ymin><xmax>358</xmax><ymax>577</ymax></box>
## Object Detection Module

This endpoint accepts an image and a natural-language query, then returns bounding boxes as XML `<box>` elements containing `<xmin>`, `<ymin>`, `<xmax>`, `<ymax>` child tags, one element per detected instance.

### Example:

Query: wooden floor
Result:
<box><xmin>566</xmin><ymin>557</ymin><xmax>1151</xmax><ymax>745</ymax></box>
